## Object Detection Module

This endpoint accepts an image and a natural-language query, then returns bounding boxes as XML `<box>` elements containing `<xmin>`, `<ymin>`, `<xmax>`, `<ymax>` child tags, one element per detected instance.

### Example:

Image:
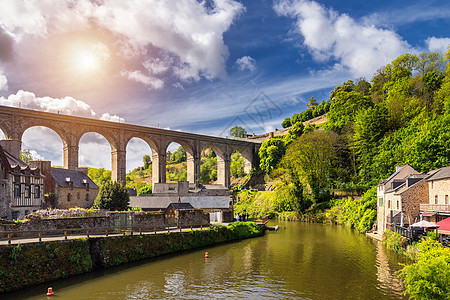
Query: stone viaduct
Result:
<box><xmin>0</xmin><ymin>105</ymin><xmax>261</xmax><ymax>187</ymax></box>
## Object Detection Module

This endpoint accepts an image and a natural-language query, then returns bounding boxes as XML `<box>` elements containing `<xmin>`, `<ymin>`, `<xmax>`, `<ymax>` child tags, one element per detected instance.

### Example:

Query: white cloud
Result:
<box><xmin>29</xmin><ymin>150</ymin><xmax>45</xmax><ymax>161</ymax></box>
<box><xmin>274</xmin><ymin>0</ymin><xmax>411</xmax><ymax>78</ymax></box>
<box><xmin>0</xmin><ymin>0</ymin><xmax>245</xmax><ymax>84</ymax></box>
<box><xmin>143</xmin><ymin>58</ymin><xmax>170</xmax><ymax>75</ymax></box>
<box><xmin>120</xmin><ymin>70</ymin><xmax>165</xmax><ymax>90</ymax></box>
<box><xmin>0</xmin><ymin>71</ymin><xmax>7</xmax><ymax>91</ymax></box>
<box><xmin>0</xmin><ymin>90</ymin><xmax>124</xmax><ymax>122</ymax></box>
<box><xmin>426</xmin><ymin>37</ymin><xmax>450</xmax><ymax>53</ymax></box>
<box><xmin>235</xmin><ymin>56</ymin><xmax>257</xmax><ymax>72</ymax></box>
<box><xmin>100</xmin><ymin>113</ymin><xmax>125</xmax><ymax>123</ymax></box>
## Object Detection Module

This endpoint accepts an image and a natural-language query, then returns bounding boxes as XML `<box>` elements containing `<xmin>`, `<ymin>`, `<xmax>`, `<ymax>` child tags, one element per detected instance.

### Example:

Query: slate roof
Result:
<box><xmin>167</xmin><ymin>203</ymin><xmax>195</xmax><ymax>210</ymax></box>
<box><xmin>0</xmin><ymin>145</ymin><xmax>43</xmax><ymax>177</ymax></box>
<box><xmin>426</xmin><ymin>166</ymin><xmax>450</xmax><ymax>181</ymax></box>
<box><xmin>51</xmin><ymin>168</ymin><xmax>98</xmax><ymax>189</ymax></box>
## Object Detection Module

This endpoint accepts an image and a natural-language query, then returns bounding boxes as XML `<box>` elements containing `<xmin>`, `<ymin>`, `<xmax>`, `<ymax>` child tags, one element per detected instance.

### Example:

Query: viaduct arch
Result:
<box><xmin>0</xmin><ymin>106</ymin><xmax>260</xmax><ymax>187</ymax></box>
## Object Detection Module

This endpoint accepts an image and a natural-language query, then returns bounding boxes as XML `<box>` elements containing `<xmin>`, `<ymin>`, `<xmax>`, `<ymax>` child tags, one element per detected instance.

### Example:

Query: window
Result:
<box><xmin>35</xmin><ymin>185</ymin><xmax>40</xmax><ymax>198</ymax></box>
<box><xmin>24</xmin><ymin>185</ymin><xmax>31</xmax><ymax>198</ymax></box>
<box><xmin>67</xmin><ymin>193</ymin><xmax>71</xmax><ymax>202</ymax></box>
<box><xmin>77</xmin><ymin>192</ymin><xmax>80</xmax><ymax>200</ymax></box>
<box><xmin>435</xmin><ymin>195</ymin><xmax>438</xmax><ymax>204</ymax></box>
<box><xmin>378</xmin><ymin>197</ymin><xmax>383</xmax><ymax>207</ymax></box>
<box><xmin>11</xmin><ymin>211</ymin><xmax>19</xmax><ymax>220</ymax></box>
<box><xmin>388</xmin><ymin>200</ymin><xmax>391</xmax><ymax>209</ymax></box>
<box><xmin>446</xmin><ymin>195</ymin><xmax>449</xmax><ymax>205</ymax></box>
<box><xmin>14</xmin><ymin>184</ymin><xmax>21</xmax><ymax>198</ymax></box>
<box><xmin>86</xmin><ymin>194</ymin><xmax>89</xmax><ymax>201</ymax></box>
<box><xmin>397</xmin><ymin>200</ymin><xmax>400</xmax><ymax>210</ymax></box>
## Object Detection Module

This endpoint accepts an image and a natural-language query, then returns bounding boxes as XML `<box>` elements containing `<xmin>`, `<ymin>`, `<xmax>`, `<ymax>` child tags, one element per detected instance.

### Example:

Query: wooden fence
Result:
<box><xmin>0</xmin><ymin>223</ymin><xmax>212</xmax><ymax>245</ymax></box>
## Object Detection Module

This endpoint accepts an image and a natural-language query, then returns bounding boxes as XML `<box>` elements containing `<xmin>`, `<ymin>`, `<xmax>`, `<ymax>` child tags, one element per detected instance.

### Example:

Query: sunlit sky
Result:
<box><xmin>0</xmin><ymin>0</ymin><xmax>449</xmax><ymax>170</ymax></box>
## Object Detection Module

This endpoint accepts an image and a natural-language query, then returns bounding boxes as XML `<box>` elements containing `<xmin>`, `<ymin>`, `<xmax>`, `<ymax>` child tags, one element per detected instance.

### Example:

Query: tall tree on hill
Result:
<box><xmin>170</xmin><ymin>146</ymin><xmax>187</xmax><ymax>163</ymax></box>
<box><xmin>143</xmin><ymin>154</ymin><xmax>151</xmax><ymax>169</ymax></box>
<box><xmin>229</xmin><ymin>126</ymin><xmax>246</xmax><ymax>138</ymax></box>
<box><xmin>307</xmin><ymin>96</ymin><xmax>319</xmax><ymax>110</ymax></box>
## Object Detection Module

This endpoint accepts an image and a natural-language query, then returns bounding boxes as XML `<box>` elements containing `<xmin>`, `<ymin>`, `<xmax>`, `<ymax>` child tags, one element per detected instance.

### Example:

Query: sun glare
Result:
<box><xmin>71</xmin><ymin>42</ymin><xmax>110</xmax><ymax>75</ymax></box>
<box><xmin>75</xmin><ymin>50</ymin><xmax>98</xmax><ymax>72</ymax></box>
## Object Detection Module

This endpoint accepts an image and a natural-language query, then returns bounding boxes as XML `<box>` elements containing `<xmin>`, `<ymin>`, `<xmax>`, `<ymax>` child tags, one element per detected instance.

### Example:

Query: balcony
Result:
<box><xmin>12</xmin><ymin>197</ymin><xmax>41</xmax><ymax>208</ymax></box>
<box><xmin>420</xmin><ymin>204</ymin><xmax>450</xmax><ymax>213</ymax></box>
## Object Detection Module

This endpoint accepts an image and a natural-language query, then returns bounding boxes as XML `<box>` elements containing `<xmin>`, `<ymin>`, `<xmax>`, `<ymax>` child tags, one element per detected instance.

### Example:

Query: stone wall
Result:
<box><xmin>175</xmin><ymin>209</ymin><xmax>210</xmax><ymax>226</ymax></box>
<box><xmin>0</xmin><ymin>216</ymin><xmax>113</xmax><ymax>237</ymax></box>
<box><xmin>429</xmin><ymin>178</ymin><xmax>450</xmax><ymax>204</ymax></box>
<box><xmin>0</xmin><ymin>178</ymin><xmax>11</xmax><ymax>220</ymax></box>
<box><xmin>399</xmin><ymin>179</ymin><xmax>428</xmax><ymax>225</ymax></box>
<box><xmin>133</xmin><ymin>211</ymin><xmax>165</xmax><ymax>228</ymax></box>
<box><xmin>0</xmin><ymin>222</ymin><xmax>264</xmax><ymax>293</ymax></box>
<box><xmin>57</xmin><ymin>186</ymin><xmax>98</xmax><ymax>209</ymax></box>
<box><xmin>0</xmin><ymin>210</ymin><xmax>208</xmax><ymax>237</ymax></box>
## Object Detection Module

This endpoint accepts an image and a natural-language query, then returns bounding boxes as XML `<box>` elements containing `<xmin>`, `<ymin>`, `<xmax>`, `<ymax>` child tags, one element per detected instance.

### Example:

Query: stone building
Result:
<box><xmin>130</xmin><ymin>181</ymin><xmax>233</xmax><ymax>222</ymax></box>
<box><xmin>29</xmin><ymin>161</ymin><xmax>98</xmax><ymax>209</ymax></box>
<box><xmin>377</xmin><ymin>165</ymin><xmax>450</xmax><ymax>233</ymax></box>
<box><xmin>0</xmin><ymin>145</ymin><xmax>44</xmax><ymax>220</ymax></box>
<box><xmin>377</xmin><ymin>165</ymin><xmax>423</xmax><ymax>232</ymax></box>
<box><xmin>420</xmin><ymin>166</ymin><xmax>450</xmax><ymax>222</ymax></box>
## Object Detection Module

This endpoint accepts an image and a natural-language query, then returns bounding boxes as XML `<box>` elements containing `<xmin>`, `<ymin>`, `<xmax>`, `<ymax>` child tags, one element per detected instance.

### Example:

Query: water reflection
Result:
<box><xmin>4</xmin><ymin>222</ymin><xmax>408</xmax><ymax>299</ymax></box>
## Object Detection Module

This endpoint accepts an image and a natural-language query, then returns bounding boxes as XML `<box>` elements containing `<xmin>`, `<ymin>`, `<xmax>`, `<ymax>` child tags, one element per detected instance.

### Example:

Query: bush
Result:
<box><xmin>398</xmin><ymin>239</ymin><xmax>450</xmax><ymax>299</ymax></box>
<box><xmin>93</xmin><ymin>181</ymin><xmax>130</xmax><ymax>211</ymax></box>
<box><xmin>383</xmin><ymin>229</ymin><xmax>408</xmax><ymax>254</ymax></box>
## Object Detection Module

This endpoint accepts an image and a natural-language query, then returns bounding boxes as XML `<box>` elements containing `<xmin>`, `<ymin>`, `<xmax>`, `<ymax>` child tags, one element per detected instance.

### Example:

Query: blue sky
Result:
<box><xmin>0</xmin><ymin>0</ymin><xmax>449</xmax><ymax>170</ymax></box>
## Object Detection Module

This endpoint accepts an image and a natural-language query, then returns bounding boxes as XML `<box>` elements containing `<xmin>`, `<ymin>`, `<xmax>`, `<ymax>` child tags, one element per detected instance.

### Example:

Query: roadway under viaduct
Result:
<box><xmin>0</xmin><ymin>106</ymin><xmax>261</xmax><ymax>187</ymax></box>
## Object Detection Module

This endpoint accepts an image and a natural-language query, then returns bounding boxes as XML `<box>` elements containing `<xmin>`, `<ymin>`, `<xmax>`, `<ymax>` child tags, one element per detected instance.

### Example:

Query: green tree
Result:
<box><xmin>137</xmin><ymin>184</ymin><xmax>152</xmax><ymax>195</ymax></box>
<box><xmin>170</xmin><ymin>146</ymin><xmax>187</xmax><ymax>163</ymax></box>
<box><xmin>93</xmin><ymin>180</ymin><xmax>130</xmax><ymax>211</ymax></box>
<box><xmin>281</xmin><ymin>117</ymin><xmax>291</xmax><ymax>128</ymax></box>
<box><xmin>327</xmin><ymin>82</ymin><xmax>371</xmax><ymax>132</ymax></box>
<box><xmin>229</xmin><ymin>126</ymin><xmax>246</xmax><ymax>138</ymax></box>
<box><xmin>281</xmin><ymin>130</ymin><xmax>338</xmax><ymax>202</ymax></box>
<box><xmin>230</xmin><ymin>151</ymin><xmax>245</xmax><ymax>178</ymax></box>
<box><xmin>259</xmin><ymin>138</ymin><xmax>286</xmax><ymax>174</ymax></box>
<box><xmin>307</xmin><ymin>96</ymin><xmax>319</xmax><ymax>110</ymax></box>
<box><xmin>88</xmin><ymin>167</ymin><xmax>112</xmax><ymax>187</ymax></box>
<box><xmin>20</xmin><ymin>149</ymin><xmax>33</xmax><ymax>164</ymax></box>
<box><xmin>284</xmin><ymin>121</ymin><xmax>304</xmax><ymax>145</ymax></box>
<box><xmin>143</xmin><ymin>154</ymin><xmax>151</xmax><ymax>169</ymax></box>
<box><xmin>199</xmin><ymin>156</ymin><xmax>217</xmax><ymax>183</ymax></box>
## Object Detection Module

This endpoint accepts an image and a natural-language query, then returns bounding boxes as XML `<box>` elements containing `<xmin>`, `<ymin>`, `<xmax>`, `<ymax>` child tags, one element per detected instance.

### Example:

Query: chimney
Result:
<box><xmin>0</xmin><ymin>139</ymin><xmax>22</xmax><ymax>159</ymax></box>
<box><xmin>29</xmin><ymin>160</ymin><xmax>51</xmax><ymax>174</ymax></box>
<box><xmin>77</xmin><ymin>167</ymin><xmax>88</xmax><ymax>176</ymax></box>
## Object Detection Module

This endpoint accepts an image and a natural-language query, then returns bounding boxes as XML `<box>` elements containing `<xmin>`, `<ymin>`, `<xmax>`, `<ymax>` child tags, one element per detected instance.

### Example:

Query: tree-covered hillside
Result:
<box><xmin>237</xmin><ymin>49</ymin><xmax>450</xmax><ymax>224</ymax></box>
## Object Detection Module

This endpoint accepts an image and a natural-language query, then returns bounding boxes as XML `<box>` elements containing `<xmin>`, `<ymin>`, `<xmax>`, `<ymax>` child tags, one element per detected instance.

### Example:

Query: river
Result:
<box><xmin>5</xmin><ymin>221</ymin><xmax>408</xmax><ymax>299</ymax></box>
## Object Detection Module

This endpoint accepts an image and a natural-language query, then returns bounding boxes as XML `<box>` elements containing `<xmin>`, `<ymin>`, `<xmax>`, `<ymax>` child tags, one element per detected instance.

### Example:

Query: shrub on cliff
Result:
<box><xmin>93</xmin><ymin>180</ymin><xmax>130</xmax><ymax>211</ymax></box>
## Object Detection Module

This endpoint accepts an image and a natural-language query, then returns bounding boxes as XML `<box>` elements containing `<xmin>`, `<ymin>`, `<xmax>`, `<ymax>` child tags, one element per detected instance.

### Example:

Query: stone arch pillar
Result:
<box><xmin>64</xmin><ymin>142</ymin><xmax>79</xmax><ymax>170</ymax></box>
<box><xmin>111</xmin><ymin>148</ymin><xmax>127</xmax><ymax>183</ymax></box>
<box><xmin>187</xmin><ymin>143</ymin><xmax>201</xmax><ymax>186</ymax></box>
<box><xmin>152</xmin><ymin>150</ymin><xmax>166</xmax><ymax>185</ymax></box>
<box><xmin>217</xmin><ymin>150</ymin><xmax>231</xmax><ymax>187</ymax></box>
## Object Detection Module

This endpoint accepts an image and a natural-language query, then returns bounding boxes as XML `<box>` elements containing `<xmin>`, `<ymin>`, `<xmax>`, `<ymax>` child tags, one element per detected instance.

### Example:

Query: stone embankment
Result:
<box><xmin>0</xmin><ymin>222</ymin><xmax>263</xmax><ymax>293</ymax></box>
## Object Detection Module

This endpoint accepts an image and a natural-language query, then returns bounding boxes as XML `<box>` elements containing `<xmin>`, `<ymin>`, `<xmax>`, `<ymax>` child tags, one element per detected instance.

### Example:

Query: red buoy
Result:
<box><xmin>47</xmin><ymin>287</ymin><xmax>54</xmax><ymax>296</ymax></box>
<box><xmin>205</xmin><ymin>252</ymin><xmax>209</xmax><ymax>258</ymax></box>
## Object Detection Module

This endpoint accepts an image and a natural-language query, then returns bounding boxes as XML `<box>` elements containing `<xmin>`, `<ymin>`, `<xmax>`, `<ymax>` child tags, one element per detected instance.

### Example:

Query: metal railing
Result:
<box><xmin>0</xmin><ymin>223</ymin><xmax>212</xmax><ymax>245</ymax></box>
<box><xmin>420</xmin><ymin>204</ymin><xmax>450</xmax><ymax>213</ymax></box>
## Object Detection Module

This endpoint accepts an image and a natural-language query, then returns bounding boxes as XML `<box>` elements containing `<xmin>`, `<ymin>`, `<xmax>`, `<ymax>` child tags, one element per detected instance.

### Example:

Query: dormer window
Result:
<box><xmin>83</xmin><ymin>179</ymin><xmax>89</xmax><ymax>191</ymax></box>
<box><xmin>66</xmin><ymin>177</ymin><xmax>73</xmax><ymax>190</ymax></box>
